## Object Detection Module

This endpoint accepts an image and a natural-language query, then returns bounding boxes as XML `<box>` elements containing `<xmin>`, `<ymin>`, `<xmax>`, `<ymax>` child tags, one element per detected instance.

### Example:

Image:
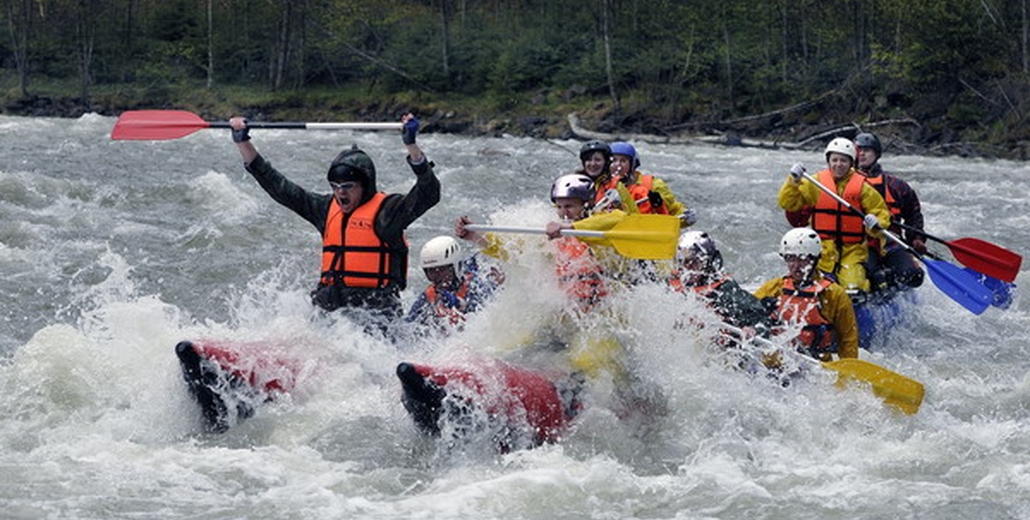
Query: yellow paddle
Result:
<box><xmin>822</xmin><ymin>358</ymin><xmax>925</xmax><ymax>414</ymax></box>
<box><xmin>722</xmin><ymin>324</ymin><xmax>925</xmax><ymax>414</ymax></box>
<box><xmin>465</xmin><ymin>213</ymin><xmax>681</xmax><ymax>260</ymax></box>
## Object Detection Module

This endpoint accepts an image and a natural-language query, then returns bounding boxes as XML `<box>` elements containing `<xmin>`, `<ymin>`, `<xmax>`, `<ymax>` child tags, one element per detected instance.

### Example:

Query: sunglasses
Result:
<box><xmin>329</xmin><ymin>181</ymin><xmax>358</xmax><ymax>191</ymax></box>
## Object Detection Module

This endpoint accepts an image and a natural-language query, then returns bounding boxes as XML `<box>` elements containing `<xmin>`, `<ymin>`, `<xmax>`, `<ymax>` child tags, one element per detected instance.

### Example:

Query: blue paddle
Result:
<box><xmin>924</xmin><ymin>250</ymin><xmax>1015</xmax><ymax>310</ymax></box>
<box><xmin>963</xmin><ymin>268</ymin><xmax>1015</xmax><ymax>310</ymax></box>
<box><xmin>798</xmin><ymin>170</ymin><xmax>992</xmax><ymax>315</ymax></box>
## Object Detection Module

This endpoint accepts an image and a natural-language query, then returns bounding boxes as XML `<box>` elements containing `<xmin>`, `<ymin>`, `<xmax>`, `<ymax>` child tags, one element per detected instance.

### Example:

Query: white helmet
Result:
<box><xmin>779</xmin><ymin>227</ymin><xmax>822</xmax><ymax>258</ymax></box>
<box><xmin>678</xmin><ymin>230</ymin><xmax>716</xmax><ymax>258</ymax></box>
<box><xmin>550</xmin><ymin>174</ymin><xmax>597</xmax><ymax>203</ymax></box>
<box><xmin>678</xmin><ymin>230</ymin><xmax>722</xmax><ymax>271</ymax></box>
<box><xmin>825</xmin><ymin>137</ymin><xmax>856</xmax><ymax>162</ymax></box>
<box><xmin>420</xmin><ymin>236</ymin><xmax>462</xmax><ymax>269</ymax></box>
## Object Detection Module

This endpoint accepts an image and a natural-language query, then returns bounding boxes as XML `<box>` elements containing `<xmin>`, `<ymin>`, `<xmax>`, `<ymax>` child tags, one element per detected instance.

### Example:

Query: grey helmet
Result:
<box><xmin>677</xmin><ymin>230</ymin><xmax>723</xmax><ymax>272</ymax></box>
<box><xmin>550</xmin><ymin>174</ymin><xmax>597</xmax><ymax>203</ymax></box>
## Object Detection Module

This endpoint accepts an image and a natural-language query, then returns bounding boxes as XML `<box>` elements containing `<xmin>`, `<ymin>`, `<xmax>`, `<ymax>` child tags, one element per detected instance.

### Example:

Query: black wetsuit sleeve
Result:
<box><xmin>374</xmin><ymin>156</ymin><xmax>442</xmax><ymax>241</ymax></box>
<box><xmin>245</xmin><ymin>154</ymin><xmax>333</xmax><ymax>234</ymax></box>
<box><xmin>889</xmin><ymin>176</ymin><xmax>925</xmax><ymax>241</ymax></box>
<box><xmin>714</xmin><ymin>279</ymin><xmax>779</xmax><ymax>332</ymax></box>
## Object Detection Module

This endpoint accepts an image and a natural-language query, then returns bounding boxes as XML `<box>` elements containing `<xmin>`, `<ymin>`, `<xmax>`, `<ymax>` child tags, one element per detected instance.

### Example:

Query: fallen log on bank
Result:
<box><xmin>567</xmin><ymin>112</ymin><xmax>801</xmax><ymax>150</ymax></box>
<box><xmin>567</xmin><ymin>113</ymin><xmax>922</xmax><ymax>152</ymax></box>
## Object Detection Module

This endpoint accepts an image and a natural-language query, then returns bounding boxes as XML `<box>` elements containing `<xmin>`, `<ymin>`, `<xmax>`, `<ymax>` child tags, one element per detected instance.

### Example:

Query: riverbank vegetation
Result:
<box><xmin>3</xmin><ymin>0</ymin><xmax>1030</xmax><ymax>158</ymax></box>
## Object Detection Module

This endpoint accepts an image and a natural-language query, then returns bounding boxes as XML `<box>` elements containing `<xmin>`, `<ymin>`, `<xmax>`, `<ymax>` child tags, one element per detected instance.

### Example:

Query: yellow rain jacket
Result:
<box><xmin>753</xmin><ymin>273</ymin><xmax>859</xmax><ymax>359</ymax></box>
<box><xmin>778</xmin><ymin>168</ymin><xmax>890</xmax><ymax>292</ymax></box>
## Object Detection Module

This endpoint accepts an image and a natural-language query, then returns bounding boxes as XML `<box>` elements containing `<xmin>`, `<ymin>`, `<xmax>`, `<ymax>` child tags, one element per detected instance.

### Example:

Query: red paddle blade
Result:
<box><xmin>110</xmin><ymin>110</ymin><xmax>212</xmax><ymax>140</ymax></box>
<box><xmin>947</xmin><ymin>237</ymin><xmax>1022</xmax><ymax>283</ymax></box>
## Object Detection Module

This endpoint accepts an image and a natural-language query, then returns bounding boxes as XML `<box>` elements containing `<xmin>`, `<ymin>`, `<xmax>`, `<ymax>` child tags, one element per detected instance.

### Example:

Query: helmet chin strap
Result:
<box><xmin>801</xmin><ymin>263</ymin><xmax>820</xmax><ymax>284</ymax></box>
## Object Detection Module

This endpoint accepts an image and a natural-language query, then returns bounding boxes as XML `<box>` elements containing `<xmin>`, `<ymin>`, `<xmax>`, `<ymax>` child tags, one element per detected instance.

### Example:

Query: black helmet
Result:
<box><xmin>327</xmin><ymin>146</ymin><xmax>377</xmax><ymax>200</ymax></box>
<box><xmin>579</xmin><ymin>140</ymin><xmax>611</xmax><ymax>162</ymax></box>
<box><xmin>854</xmin><ymin>133</ymin><xmax>882</xmax><ymax>156</ymax></box>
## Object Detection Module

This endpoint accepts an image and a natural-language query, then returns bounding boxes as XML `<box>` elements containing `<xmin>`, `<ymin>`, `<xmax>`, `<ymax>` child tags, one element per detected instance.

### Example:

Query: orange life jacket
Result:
<box><xmin>555</xmin><ymin>236</ymin><xmax>608</xmax><ymax>311</ymax></box>
<box><xmin>625</xmin><ymin>173</ymin><xmax>669</xmax><ymax>215</ymax></box>
<box><xmin>862</xmin><ymin>174</ymin><xmax>900</xmax><ymax>218</ymax></box>
<box><xmin>423</xmin><ymin>275</ymin><xmax>472</xmax><ymax>326</ymax></box>
<box><xmin>668</xmin><ymin>270</ymin><xmax>727</xmax><ymax>297</ymax></box>
<box><xmin>776</xmin><ymin>277</ymin><xmax>837</xmax><ymax>355</ymax></box>
<box><xmin>319</xmin><ymin>193</ymin><xmax>407</xmax><ymax>288</ymax></box>
<box><xmin>669</xmin><ymin>272</ymin><xmax>742</xmax><ymax>346</ymax></box>
<box><xmin>594</xmin><ymin>176</ymin><xmax>620</xmax><ymax>206</ymax></box>
<box><xmin>812</xmin><ymin>169</ymin><xmax>865</xmax><ymax>244</ymax></box>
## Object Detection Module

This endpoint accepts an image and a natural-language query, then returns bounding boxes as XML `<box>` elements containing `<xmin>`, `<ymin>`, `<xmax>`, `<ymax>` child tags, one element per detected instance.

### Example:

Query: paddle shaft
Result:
<box><xmin>110</xmin><ymin>110</ymin><xmax>402</xmax><ymax>140</ymax></box>
<box><xmin>464</xmin><ymin>224</ymin><xmax>605</xmax><ymax>238</ymax></box>
<box><xmin>719</xmin><ymin>323</ymin><xmax>822</xmax><ymax>371</ymax></box>
<box><xmin>890</xmin><ymin>220</ymin><xmax>946</xmax><ymax>245</ymax></box>
<box><xmin>208</xmin><ymin>121</ymin><xmax>403</xmax><ymax>130</ymax></box>
<box><xmin>893</xmin><ymin>218</ymin><xmax>1014</xmax><ymax>257</ymax></box>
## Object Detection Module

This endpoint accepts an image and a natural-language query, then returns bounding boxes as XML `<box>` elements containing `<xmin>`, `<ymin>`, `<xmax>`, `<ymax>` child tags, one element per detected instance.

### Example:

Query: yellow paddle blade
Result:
<box><xmin>823</xmin><ymin>358</ymin><xmax>925</xmax><ymax>414</ymax></box>
<box><xmin>604</xmin><ymin>214</ymin><xmax>681</xmax><ymax>260</ymax></box>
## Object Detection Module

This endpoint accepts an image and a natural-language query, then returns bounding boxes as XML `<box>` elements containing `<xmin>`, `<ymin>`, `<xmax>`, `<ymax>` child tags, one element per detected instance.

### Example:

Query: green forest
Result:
<box><xmin>3</xmin><ymin>0</ymin><xmax>1030</xmax><ymax>158</ymax></box>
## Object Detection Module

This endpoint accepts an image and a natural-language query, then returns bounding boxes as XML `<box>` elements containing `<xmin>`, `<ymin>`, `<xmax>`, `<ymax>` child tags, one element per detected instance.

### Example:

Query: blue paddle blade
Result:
<box><xmin>963</xmin><ymin>267</ymin><xmax>1015</xmax><ymax>309</ymax></box>
<box><xmin>923</xmin><ymin>258</ymin><xmax>993</xmax><ymax>315</ymax></box>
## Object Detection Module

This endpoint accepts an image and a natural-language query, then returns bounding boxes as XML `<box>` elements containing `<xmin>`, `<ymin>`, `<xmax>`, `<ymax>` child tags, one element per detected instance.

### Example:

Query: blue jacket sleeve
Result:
<box><xmin>405</xmin><ymin>292</ymin><xmax>431</xmax><ymax>323</ymax></box>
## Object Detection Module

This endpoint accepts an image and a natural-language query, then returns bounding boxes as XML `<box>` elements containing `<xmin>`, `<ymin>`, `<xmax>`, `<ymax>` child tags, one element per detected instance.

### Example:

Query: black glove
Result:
<box><xmin>647</xmin><ymin>190</ymin><xmax>663</xmax><ymax>208</ymax></box>
<box><xmin>232</xmin><ymin>120</ymin><xmax>250</xmax><ymax>143</ymax></box>
<box><xmin>402</xmin><ymin>116</ymin><xmax>420</xmax><ymax>145</ymax></box>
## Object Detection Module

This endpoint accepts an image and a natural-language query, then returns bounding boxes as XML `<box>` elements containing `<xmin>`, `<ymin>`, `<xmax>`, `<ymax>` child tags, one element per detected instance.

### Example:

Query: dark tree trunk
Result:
<box><xmin>6</xmin><ymin>0</ymin><xmax>31</xmax><ymax>96</ymax></box>
<box><xmin>76</xmin><ymin>0</ymin><xmax>95</xmax><ymax>110</ymax></box>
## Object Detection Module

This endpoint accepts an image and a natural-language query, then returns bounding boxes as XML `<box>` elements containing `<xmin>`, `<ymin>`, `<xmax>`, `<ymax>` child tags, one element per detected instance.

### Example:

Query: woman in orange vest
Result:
<box><xmin>228</xmin><ymin>113</ymin><xmax>441</xmax><ymax>324</ymax></box>
<box><xmin>574</xmin><ymin>140</ymin><xmax>632</xmax><ymax>212</ymax></box>
<box><xmin>609</xmin><ymin>141</ymin><xmax>696</xmax><ymax>227</ymax></box>
<box><xmin>753</xmin><ymin>228</ymin><xmax>859</xmax><ymax>360</ymax></box>
<box><xmin>777</xmin><ymin>138</ymin><xmax>891</xmax><ymax>293</ymax></box>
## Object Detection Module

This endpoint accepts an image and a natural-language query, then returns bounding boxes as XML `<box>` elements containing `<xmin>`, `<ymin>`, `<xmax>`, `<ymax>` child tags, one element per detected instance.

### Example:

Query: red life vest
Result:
<box><xmin>812</xmin><ymin>169</ymin><xmax>865</xmax><ymax>244</ymax></box>
<box><xmin>554</xmin><ymin>236</ymin><xmax>608</xmax><ymax>311</ymax></box>
<box><xmin>319</xmin><ymin>193</ymin><xmax>407</xmax><ymax>288</ymax></box>
<box><xmin>776</xmin><ymin>277</ymin><xmax>837</xmax><ymax>355</ymax></box>
<box><xmin>625</xmin><ymin>173</ymin><xmax>669</xmax><ymax>215</ymax></box>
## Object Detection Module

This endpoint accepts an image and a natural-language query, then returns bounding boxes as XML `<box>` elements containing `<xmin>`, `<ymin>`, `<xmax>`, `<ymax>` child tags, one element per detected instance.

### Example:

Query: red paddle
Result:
<box><xmin>111</xmin><ymin>110</ymin><xmax>402</xmax><ymax>141</ymax></box>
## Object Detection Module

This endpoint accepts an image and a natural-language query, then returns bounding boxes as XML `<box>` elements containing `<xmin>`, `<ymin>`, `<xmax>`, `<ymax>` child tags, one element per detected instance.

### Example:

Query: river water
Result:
<box><xmin>0</xmin><ymin>113</ymin><xmax>1027</xmax><ymax>519</ymax></box>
